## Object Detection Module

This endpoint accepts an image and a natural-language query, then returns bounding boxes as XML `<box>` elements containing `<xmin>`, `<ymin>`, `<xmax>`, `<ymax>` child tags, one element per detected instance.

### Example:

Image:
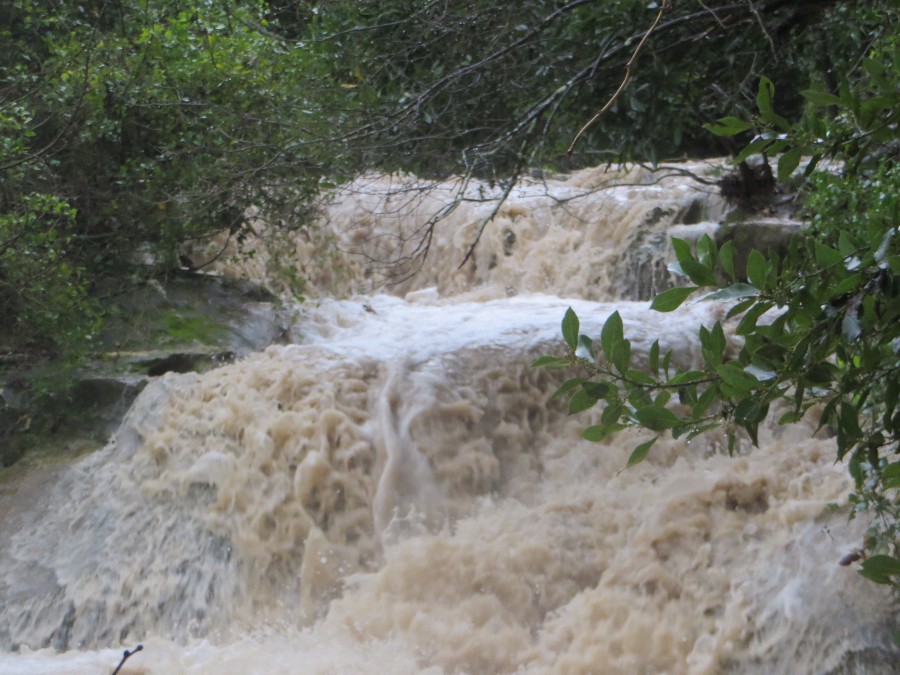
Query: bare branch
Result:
<box><xmin>567</xmin><ymin>0</ymin><xmax>671</xmax><ymax>155</ymax></box>
<box><xmin>111</xmin><ymin>644</ymin><xmax>143</xmax><ymax>675</ymax></box>
<box><xmin>746</xmin><ymin>0</ymin><xmax>777</xmax><ymax>58</ymax></box>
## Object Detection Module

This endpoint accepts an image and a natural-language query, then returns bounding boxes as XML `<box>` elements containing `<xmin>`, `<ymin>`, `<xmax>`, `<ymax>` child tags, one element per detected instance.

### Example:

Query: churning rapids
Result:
<box><xmin>1</xmin><ymin>163</ymin><xmax>897</xmax><ymax>674</ymax></box>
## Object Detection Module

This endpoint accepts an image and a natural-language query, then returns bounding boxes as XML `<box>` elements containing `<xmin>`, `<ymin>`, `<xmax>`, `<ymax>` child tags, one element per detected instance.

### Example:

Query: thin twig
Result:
<box><xmin>567</xmin><ymin>0</ymin><xmax>671</xmax><ymax>155</ymax></box>
<box><xmin>697</xmin><ymin>0</ymin><xmax>728</xmax><ymax>28</ymax></box>
<box><xmin>746</xmin><ymin>0</ymin><xmax>776</xmax><ymax>58</ymax></box>
<box><xmin>111</xmin><ymin>644</ymin><xmax>143</xmax><ymax>675</ymax></box>
<box><xmin>458</xmin><ymin>174</ymin><xmax>519</xmax><ymax>268</ymax></box>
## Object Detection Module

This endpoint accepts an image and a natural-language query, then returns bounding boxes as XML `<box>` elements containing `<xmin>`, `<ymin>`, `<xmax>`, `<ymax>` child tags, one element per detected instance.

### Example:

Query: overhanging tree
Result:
<box><xmin>536</xmin><ymin>32</ymin><xmax>900</xmax><ymax>588</ymax></box>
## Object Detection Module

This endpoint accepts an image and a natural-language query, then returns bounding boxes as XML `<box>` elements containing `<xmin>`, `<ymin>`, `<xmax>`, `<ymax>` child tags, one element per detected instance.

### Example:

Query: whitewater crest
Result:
<box><xmin>0</xmin><ymin>162</ymin><xmax>897</xmax><ymax>674</ymax></box>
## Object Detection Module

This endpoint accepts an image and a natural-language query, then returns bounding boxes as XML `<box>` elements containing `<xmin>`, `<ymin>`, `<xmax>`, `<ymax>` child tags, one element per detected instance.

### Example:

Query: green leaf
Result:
<box><xmin>625</xmin><ymin>368</ymin><xmax>656</xmax><ymax>385</ymax></box>
<box><xmin>746</xmin><ymin>250</ymin><xmax>767</xmax><ymax>290</ymax></box>
<box><xmin>736</xmin><ymin>301</ymin><xmax>774</xmax><ymax>335</ymax></box>
<box><xmin>803</xmin><ymin>154</ymin><xmax>822</xmax><ymax>177</ymax></box>
<box><xmin>582</xmin><ymin>423</ymin><xmax>625</xmax><ymax>442</ymax></box>
<box><xmin>611</xmin><ymin>338</ymin><xmax>631</xmax><ymax>374</ymax></box>
<box><xmin>693</xmin><ymin>383</ymin><xmax>720</xmax><ymax>417</ymax></box>
<box><xmin>756</xmin><ymin>76</ymin><xmax>775</xmax><ymax>114</ymax></box>
<box><xmin>668</xmin><ymin>370</ymin><xmax>707</xmax><ymax>385</ymax></box>
<box><xmin>734</xmin><ymin>399</ymin><xmax>767</xmax><ymax>445</ymax></box>
<box><xmin>562</xmin><ymin>307</ymin><xmax>579</xmax><ymax>350</ymax></box>
<box><xmin>581</xmin><ymin>424</ymin><xmax>606</xmax><ymax>442</ymax></box>
<box><xmin>703</xmin><ymin>116</ymin><xmax>754</xmax><ymax>137</ymax></box>
<box><xmin>814</xmin><ymin>241</ymin><xmax>844</xmax><ymax>269</ymax></box>
<box><xmin>568</xmin><ymin>388</ymin><xmax>600</xmax><ymax>415</ymax></box>
<box><xmin>837</xmin><ymin>231</ymin><xmax>859</xmax><ymax>257</ymax></box>
<box><xmin>670</xmin><ymin>237</ymin><xmax>694</xmax><ymax>268</ymax></box>
<box><xmin>700</xmin><ymin>322</ymin><xmax>727</xmax><ymax>369</ymax></box>
<box><xmin>882</xmin><ymin>462</ymin><xmax>900</xmax><ymax>490</ymax></box>
<box><xmin>717</xmin><ymin>363</ymin><xmax>759</xmax><ymax>396</ymax></box>
<box><xmin>801</xmin><ymin>89</ymin><xmax>843</xmax><ymax>107</ymax></box>
<box><xmin>582</xmin><ymin>381</ymin><xmax>612</xmax><ymax>399</ymax></box>
<box><xmin>827</xmin><ymin>274</ymin><xmax>863</xmax><ymax>301</ymax></box>
<box><xmin>719</xmin><ymin>241</ymin><xmax>736</xmax><ymax>281</ymax></box>
<box><xmin>634</xmin><ymin>405</ymin><xmax>681</xmax><ymax>431</ymax></box>
<box><xmin>679</xmin><ymin>258</ymin><xmax>718</xmax><ymax>287</ymax></box>
<box><xmin>862</xmin><ymin>57</ymin><xmax>886</xmax><ymax>78</ymax></box>
<box><xmin>734</xmin><ymin>138</ymin><xmax>772</xmax><ymax>164</ymax></box>
<box><xmin>649</xmin><ymin>340</ymin><xmax>660</xmax><ymax>374</ymax></box>
<box><xmin>531</xmin><ymin>355</ymin><xmax>571</xmax><ymax>369</ymax></box>
<box><xmin>550</xmin><ymin>377</ymin><xmax>585</xmax><ymax>400</ymax></box>
<box><xmin>601</xmin><ymin>311</ymin><xmax>624</xmax><ymax>364</ymax></box>
<box><xmin>759</xmin><ymin>110</ymin><xmax>791</xmax><ymax>133</ymax></box>
<box><xmin>875</xmin><ymin>228</ymin><xmax>895</xmax><ymax>263</ymax></box>
<box><xmin>858</xmin><ymin>555</ymin><xmax>900</xmax><ymax>585</ymax></box>
<box><xmin>777</xmin><ymin>148</ymin><xmax>802</xmax><ymax>182</ymax></box>
<box><xmin>698</xmin><ymin>283</ymin><xmax>760</xmax><ymax>303</ymax></box>
<box><xmin>726</xmin><ymin>297</ymin><xmax>756</xmax><ymax>320</ymax></box>
<box><xmin>840</xmin><ymin>401</ymin><xmax>862</xmax><ymax>441</ymax></box>
<box><xmin>697</xmin><ymin>234</ymin><xmax>717</xmax><ymax>269</ymax></box>
<box><xmin>625</xmin><ymin>437</ymin><xmax>657</xmax><ymax>468</ymax></box>
<box><xmin>602</xmin><ymin>400</ymin><xmax>624</xmax><ymax>426</ymax></box>
<box><xmin>650</xmin><ymin>286</ymin><xmax>698</xmax><ymax>312</ymax></box>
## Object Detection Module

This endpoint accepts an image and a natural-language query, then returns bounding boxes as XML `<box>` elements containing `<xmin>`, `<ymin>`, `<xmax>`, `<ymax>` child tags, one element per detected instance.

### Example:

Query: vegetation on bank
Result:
<box><xmin>537</xmin><ymin>28</ymin><xmax>900</xmax><ymax>590</ymax></box>
<box><xmin>1</xmin><ymin>0</ymin><xmax>897</xmax><ymax>590</ymax></box>
<box><xmin>1</xmin><ymin>0</ymin><xmax>889</xmax><ymax>355</ymax></box>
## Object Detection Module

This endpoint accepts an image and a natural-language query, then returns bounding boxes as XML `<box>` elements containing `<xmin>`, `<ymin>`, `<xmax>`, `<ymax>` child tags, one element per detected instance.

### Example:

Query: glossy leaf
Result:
<box><xmin>718</xmin><ymin>240</ymin><xmax>736</xmax><ymax>281</ymax></box>
<box><xmin>568</xmin><ymin>388</ymin><xmax>600</xmax><ymax>415</ymax></box>
<box><xmin>746</xmin><ymin>250</ymin><xmax>767</xmax><ymax>290</ymax></box>
<box><xmin>698</xmin><ymin>283</ymin><xmax>759</xmax><ymax>303</ymax></box>
<box><xmin>532</xmin><ymin>355</ymin><xmax>571</xmax><ymax>369</ymax></box>
<box><xmin>562</xmin><ymin>307</ymin><xmax>579</xmax><ymax>350</ymax></box>
<box><xmin>756</xmin><ymin>76</ymin><xmax>775</xmax><ymax>114</ymax></box>
<box><xmin>859</xmin><ymin>555</ymin><xmax>900</xmax><ymax>585</ymax></box>
<box><xmin>634</xmin><ymin>406</ymin><xmax>681</xmax><ymax>431</ymax></box>
<box><xmin>650</xmin><ymin>286</ymin><xmax>697</xmax><ymax>312</ymax></box>
<box><xmin>625</xmin><ymin>437</ymin><xmax>657</xmax><ymax>468</ymax></box>
<box><xmin>703</xmin><ymin>116</ymin><xmax>754</xmax><ymax>136</ymax></box>
<box><xmin>600</xmin><ymin>311</ymin><xmax>624</xmax><ymax>364</ymax></box>
<box><xmin>777</xmin><ymin>148</ymin><xmax>802</xmax><ymax>181</ymax></box>
<box><xmin>550</xmin><ymin>377</ymin><xmax>585</xmax><ymax>400</ymax></box>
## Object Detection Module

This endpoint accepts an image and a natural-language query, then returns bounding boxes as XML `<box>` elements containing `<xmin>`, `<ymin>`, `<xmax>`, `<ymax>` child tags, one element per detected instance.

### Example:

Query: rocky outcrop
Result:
<box><xmin>0</xmin><ymin>272</ymin><xmax>288</xmax><ymax>467</ymax></box>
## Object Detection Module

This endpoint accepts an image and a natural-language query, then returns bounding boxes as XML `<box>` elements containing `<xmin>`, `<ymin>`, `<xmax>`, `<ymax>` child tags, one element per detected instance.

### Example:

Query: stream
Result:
<box><xmin>0</xmin><ymin>162</ymin><xmax>897</xmax><ymax>673</ymax></box>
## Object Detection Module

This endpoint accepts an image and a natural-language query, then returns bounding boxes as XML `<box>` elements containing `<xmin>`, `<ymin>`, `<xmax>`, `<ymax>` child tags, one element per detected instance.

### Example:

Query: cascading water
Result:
<box><xmin>0</xmin><ymin>162</ymin><xmax>897</xmax><ymax>674</ymax></box>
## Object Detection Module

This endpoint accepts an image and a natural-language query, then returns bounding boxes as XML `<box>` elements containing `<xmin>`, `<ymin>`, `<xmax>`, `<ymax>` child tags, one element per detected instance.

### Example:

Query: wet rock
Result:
<box><xmin>0</xmin><ymin>272</ymin><xmax>286</xmax><ymax>468</ymax></box>
<box><xmin>668</xmin><ymin>217</ymin><xmax>805</xmax><ymax>279</ymax></box>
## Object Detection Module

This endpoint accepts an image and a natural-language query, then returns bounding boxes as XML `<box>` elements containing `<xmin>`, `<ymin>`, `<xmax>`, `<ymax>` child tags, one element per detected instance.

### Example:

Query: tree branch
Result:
<box><xmin>567</xmin><ymin>0</ymin><xmax>672</xmax><ymax>155</ymax></box>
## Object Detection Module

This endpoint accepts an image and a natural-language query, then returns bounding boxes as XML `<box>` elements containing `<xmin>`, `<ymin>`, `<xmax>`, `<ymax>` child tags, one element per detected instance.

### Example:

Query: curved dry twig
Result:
<box><xmin>567</xmin><ymin>0</ymin><xmax>672</xmax><ymax>155</ymax></box>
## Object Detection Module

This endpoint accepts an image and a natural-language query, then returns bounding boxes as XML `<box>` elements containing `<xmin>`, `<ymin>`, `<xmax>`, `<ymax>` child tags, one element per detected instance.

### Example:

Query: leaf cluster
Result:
<box><xmin>538</xmin><ymin>30</ymin><xmax>900</xmax><ymax>588</ymax></box>
<box><xmin>0</xmin><ymin>0</ymin><xmax>356</xmax><ymax>354</ymax></box>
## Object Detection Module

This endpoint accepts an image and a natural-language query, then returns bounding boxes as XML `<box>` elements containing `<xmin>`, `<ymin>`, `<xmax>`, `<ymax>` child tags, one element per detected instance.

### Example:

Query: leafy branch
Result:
<box><xmin>538</xmin><ymin>54</ymin><xmax>900</xmax><ymax>587</ymax></box>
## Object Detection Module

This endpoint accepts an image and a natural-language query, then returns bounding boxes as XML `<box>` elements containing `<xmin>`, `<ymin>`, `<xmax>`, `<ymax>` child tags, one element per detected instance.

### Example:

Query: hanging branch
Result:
<box><xmin>567</xmin><ymin>0</ymin><xmax>671</xmax><ymax>154</ymax></box>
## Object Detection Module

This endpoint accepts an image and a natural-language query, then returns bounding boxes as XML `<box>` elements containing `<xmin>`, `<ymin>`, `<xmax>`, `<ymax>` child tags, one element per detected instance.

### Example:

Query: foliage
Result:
<box><xmin>1</xmin><ymin>0</ymin><xmax>889</xmax><ymax>355</ymax></box>
<box><xmin>0</xmin><ymin>193</ymin><xmax>99</xmax><ymax>353</ymax></box>
<box><xmin>278</xmin><ymin>0</ymin><xmax>894</xmax><ymax>279</ymax></box>
<box><xmin>308</xmin><ymin>0</ymin><xmax>879</xmax><ymax>175</ymax></box>
<box><xmin>0</xmin><ymin>0</ymin><xmax>349</xmax><ymax>355</ymax></box>
<box><xmin>537</xmin><ymin>33</ymin><xmax>900</xmax><ymax>586</ymax></box>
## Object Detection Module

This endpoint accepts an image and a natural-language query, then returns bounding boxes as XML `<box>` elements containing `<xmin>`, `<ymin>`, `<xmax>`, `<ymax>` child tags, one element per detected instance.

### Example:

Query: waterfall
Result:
<box><xmin>0</xmin><ymin>162</ymin><xmax>896</xmax><ymax>674</ymax></box>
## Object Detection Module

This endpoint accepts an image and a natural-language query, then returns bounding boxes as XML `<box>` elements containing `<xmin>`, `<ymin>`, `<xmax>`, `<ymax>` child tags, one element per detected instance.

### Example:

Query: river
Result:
<box><xmin>0</xmin><ymin>162</ymin><xmax>896</xmax><ymax>673</ymax></box>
